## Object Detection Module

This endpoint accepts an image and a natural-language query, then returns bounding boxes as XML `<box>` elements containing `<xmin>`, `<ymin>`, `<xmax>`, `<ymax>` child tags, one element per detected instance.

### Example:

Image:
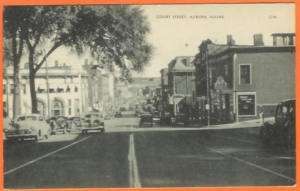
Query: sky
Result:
<box><xmin>46</xmin><ymin>3</ymin><xmax>295</xmax><ymax>77</ymax></box>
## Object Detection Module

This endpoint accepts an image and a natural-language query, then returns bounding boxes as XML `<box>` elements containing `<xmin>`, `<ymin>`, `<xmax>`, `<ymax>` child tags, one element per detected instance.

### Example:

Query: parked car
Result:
<box><xmin>4</xmin><ymin>117</ymin><xmax>13</xmax><ymax>140</ymax></box>
<box><xmin>5</xmin><ymin>114</ymin><xmax>51</xmax><ymax>142</ymax></box>
<box><xmin>69</xmin><ymin>116</ymin><xmax>81</xmax><ymax>127</ymax></box>
<box><xmin>81</xmin><ymin>112</ymin><xmax>105</xmax><ymax>134</ymax></box>
<box><xmin>48</xmin><ymin>116</ymin><xmax>69</xmax><ymax>135</ymax></box>
<box><xmin>139</xmin><ymin>112</ymin><xmax>153</xmax><ymax>127</ymax></box>
<box><xmin>115</xmin><ymin>111</ymin><xmax>122</xmax><ymax>118</ymax></box>
<box><xmin>172</xmin><ymin>113</ymin><xmax>189</xmax><ymax>126</ymax></box>
<box><xmin>152</xmin><ymin>111</ymin><xmax>161</xmax><ymax>126</ymax></box>
<box><xmin>260</xmin><ymin>99</ymin><xmax>295</xmax><ymax>148</ymax></box>
<box><xmin>161</xmin><ymin>111</ymin><xmax>172</xmax><ymax>125</ymax></box>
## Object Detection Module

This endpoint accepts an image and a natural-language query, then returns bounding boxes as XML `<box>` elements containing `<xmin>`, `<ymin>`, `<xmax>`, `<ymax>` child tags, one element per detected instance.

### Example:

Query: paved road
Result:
<box><xmin>4</xmin><ymin>119</ymin><xmax>295</xmax><ymax>188</ymax></box>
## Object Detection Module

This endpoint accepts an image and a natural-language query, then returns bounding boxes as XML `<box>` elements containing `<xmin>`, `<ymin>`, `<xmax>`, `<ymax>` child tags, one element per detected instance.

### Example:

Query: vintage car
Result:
<box><xmin>81</xmin><ymin>112</ymin><xmax>105</xmax><ymax>134</ymax></box>
<box><xmin>260</xmin><ymin>99</ymin><xmax>295</xmax><ymax>148</ymax></box>
<box><xmin>171</xmin><ymin>113</ymin><xmax>189</xmax><ymax>126</ymax></box>
<box><xmin>48</xmin><ymin>116</ymin><xmax>69</xmax><ymax>135</ymax></box>
<box><xmin>161</xmin><ymin>111</ymin><xmax>172</xmax><ymax>125</ymax></box>
<box><xmin>69</xmin><ymin>116</ymin><xmax>81</xmax><ymax>127</ymax></box>
<box><xmin>114</xmin><ymin>111</ymin><xmax>122</xmax><ymax>118</ymax></box>
<box><xmin>152</xmin><ymin>111</ymin><xmax>161</xmax><ymax>126</ymax></box>
<box><xmin>4</xmin><ymin>117</ymin><xmax>13</xmax><ymax>140</ymax></box>
<box><xmin>5</xmin><ymin>114</ymin><xmax>51</xmax><ymax>142</ymax></box>
<box><xmin>139</xmin><ymin>112</ymin><xmax>153</xmax><ymax>127</ymax></box>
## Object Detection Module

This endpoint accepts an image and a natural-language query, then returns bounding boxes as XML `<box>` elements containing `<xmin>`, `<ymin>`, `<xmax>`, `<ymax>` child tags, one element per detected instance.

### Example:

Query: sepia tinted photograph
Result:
<box><xmin>3</xmin><ymin>3</ymin><xmax>295</xmax><ymax>189</ymax></box>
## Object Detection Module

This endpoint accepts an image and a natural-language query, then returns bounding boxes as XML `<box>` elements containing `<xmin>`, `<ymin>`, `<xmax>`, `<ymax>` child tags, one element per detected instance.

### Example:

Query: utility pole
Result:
<box><xmin>205</xmin><ymin>46</ymin><xmax>211</xmax><ymax>126</ymax></box>
<box><xmin>45</xmin><ymin>59</ymin><xmax>50</xmax><ymax>117</ymax></box>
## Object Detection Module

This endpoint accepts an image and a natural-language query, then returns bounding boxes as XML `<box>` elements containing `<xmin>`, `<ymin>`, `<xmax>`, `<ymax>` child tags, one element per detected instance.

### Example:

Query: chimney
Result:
<box><xmin>227</xmin><ymin>35</ymin><xmax>235</xmax><ymax>45</ymax></box>
<box><xmin>253</xmin><ymin>34</ymin><xmax>264</xmax><ymax>46</ymax></box>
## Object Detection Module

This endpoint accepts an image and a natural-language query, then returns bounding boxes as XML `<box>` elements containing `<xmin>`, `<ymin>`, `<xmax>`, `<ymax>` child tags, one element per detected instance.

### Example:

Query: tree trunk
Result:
<box><xmin>28</xmin><ymin>51</ymin><xmax>38</xmax><ymax>114</ymax></box>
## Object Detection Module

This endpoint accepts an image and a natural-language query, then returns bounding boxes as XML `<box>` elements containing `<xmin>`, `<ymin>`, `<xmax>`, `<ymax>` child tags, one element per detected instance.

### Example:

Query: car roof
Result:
<box><xmin>279</xmin><ymin>99</ymin><xmax>295</xmax><ymax>105</ymax></box>
<box><xmin>17</xmin><ymin>114</ymin><xmax>44</xmax><ymax>118</ymax></box>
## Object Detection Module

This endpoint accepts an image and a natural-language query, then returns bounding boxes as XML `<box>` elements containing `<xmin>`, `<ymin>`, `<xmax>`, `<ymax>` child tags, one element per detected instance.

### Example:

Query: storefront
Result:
<box><xmin>237</xmin><ymin>92</ymin><xmax>256</xmax><ymax>117</ymax></box>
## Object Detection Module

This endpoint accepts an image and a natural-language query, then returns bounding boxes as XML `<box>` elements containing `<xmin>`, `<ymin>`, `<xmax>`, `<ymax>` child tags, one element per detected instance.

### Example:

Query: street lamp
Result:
<box><xmin>205</xmin><ymin>46</ymin><xmax>211</xmax><ymax>126</ymax></box>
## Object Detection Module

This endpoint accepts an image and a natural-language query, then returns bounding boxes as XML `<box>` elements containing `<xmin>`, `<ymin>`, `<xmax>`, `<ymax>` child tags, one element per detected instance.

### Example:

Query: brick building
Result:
<box><xmin>193</xmin><ymin>33</ymin><xmax>295</xmax><ymax>123</ymax></box>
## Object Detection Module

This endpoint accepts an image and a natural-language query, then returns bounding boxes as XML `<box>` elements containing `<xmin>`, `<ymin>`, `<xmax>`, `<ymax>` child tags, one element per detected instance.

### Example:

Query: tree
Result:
<box><xmin>22</xmin><ymin>6</ymin><xmax>77</xmax><ymax>113</ymax></box>
<box><xmin>7</xmin><ymin>5</ymin><xmax>152</xmax><ymax>114</ymax></box>
<box><xmin>4</xmin><ymin>7</ymin><xmax>30</xmax><ymax>119</ymax></box>
<box><xmin>71</xmin><ymin>5</ymin><xmax>153</xmax><ymax>81</ymax></box>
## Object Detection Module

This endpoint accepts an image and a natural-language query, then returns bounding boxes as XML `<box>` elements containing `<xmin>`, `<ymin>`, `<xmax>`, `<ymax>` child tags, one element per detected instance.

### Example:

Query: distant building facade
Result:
<box><xmin>82</xmin><ymin>59</ymin><xmax>115</xmax><ymax>116</ymax></box>
<box><xmin>115</xmin><ymin>77</ymin><xmax>160</xmax><ymax>111</ymax></box>
<box><xmin>168</xmin><ymin>56</ymin><xmax>195</xmax><ymax>116</ymax></box>
<box><xmin>194</xmin><ymin>33</ymin><xmax>295</xmax><ymax>123</ymax></box>
<box><xmin>3</xmin><ymin>62</ymin><xmax>89</xmax><ymax>118</ymax></box>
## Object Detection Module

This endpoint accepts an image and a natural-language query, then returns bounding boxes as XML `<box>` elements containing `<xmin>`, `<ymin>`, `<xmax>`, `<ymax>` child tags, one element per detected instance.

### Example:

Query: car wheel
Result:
<box><xmin>34</xmin><ymin>135</ymin><xmax>39</xmax><ymax>143</ymax></box>
<box><xmin>17</xmin><ymin>137</ymin><xmax>23</xmax><ymax>143</ymax></box>
<box><xmin>260</xmin><ymin>125</ymin><xmax>272</xmax><ymax>146</ymax></box>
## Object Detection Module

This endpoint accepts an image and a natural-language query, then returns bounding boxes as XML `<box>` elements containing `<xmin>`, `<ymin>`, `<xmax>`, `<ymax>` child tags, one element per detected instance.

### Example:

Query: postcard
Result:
<box><xmin>2</xmin><ymin>3</ymin><xmax>296</xmax><ymax>190</ymax></box>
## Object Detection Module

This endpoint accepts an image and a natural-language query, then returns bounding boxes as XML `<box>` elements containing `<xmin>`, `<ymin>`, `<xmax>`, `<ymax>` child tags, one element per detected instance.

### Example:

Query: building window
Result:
<box><xmin>37</xmin><ymin>100</ymin><xmax>45</xmax><ymax>116</ymax></box>
<box><xmin>66</xmin><ymin>86</ymin><xmax>71</xmax><ymax>92</ymax></box>
<box><xmin>224</xmin><ymin>65</ymin><xmax>229</xmax><ymax>76</ymax></box>
<box><xmin>3</xmin><ymin>85</ymin><xmax>6</xmax><ymax>94</ymax></box>
<box><xmin>239</xmin><ymin>64</ymin><xmax>251</xmax><ymax>84</ymax></box>
<box><xmin>10</xmin><ymin>84</ymin><xmax>14</xmax><ymax>94</ymax></box>
<box><xmin>22</xmin><ymin>84</ymin><xmax>26</xmax><ymax>94</ymax></box>
<box><xmin>74</xmin><ymin>86</ymin><xmax>78</xmax><ymax>92</ymax></box>
<box><xmin>75</xmin><ymin>99</ymin><xmax>80</xmax><ymax>115</ymax></box>
<box><xmin>57</xmin><ymin>87</ymin><xmax>64</xmax><ymax>93</ymax></box>
<box><xmin>238</xmin><ymin>93</ymin><xmax>256</xmax><ymax>116</ymax></box>
<box><xmin>68</xmin><ymin>99</ymin><xmax>72</xmax><ymax>115</ymax></box>
<box><xmin>52</xmin><ymin>99</ymin><xmax>64</xmax><ymax>116</ymax></box>
<box><xmin>49</xmin><ymin>88</ymin><xmax>55</xmax><ymax>93</ymax></box>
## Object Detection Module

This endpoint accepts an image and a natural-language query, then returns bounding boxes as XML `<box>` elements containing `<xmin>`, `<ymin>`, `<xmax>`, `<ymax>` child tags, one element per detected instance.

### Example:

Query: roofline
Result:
<box><xmin>209</xmin><ymin>45</ymin><xmax>295</xmax><ymax>58</ymax></box>
<box><xmin>271</xmin><ymin>33</ymin><xmax>295</xmax><ymax>36</ymax></box>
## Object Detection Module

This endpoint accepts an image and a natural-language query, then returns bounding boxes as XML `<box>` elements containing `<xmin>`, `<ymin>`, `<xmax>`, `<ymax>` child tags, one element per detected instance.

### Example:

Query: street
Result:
<box><xmin>4</xmin><ymin>4</ymin><xmax>296</xmax><ymax>190</ymax></box>
<box><xmin>4</xmin><ymin>117</ymin><xmax>295</xmax><ymax>188</ymax></box>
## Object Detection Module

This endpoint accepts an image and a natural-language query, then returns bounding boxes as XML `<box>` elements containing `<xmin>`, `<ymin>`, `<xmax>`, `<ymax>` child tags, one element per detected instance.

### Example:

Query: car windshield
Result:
<box><xmin>17</xmin><ymin>116</ymin><xmax>38</xmax><ymax>121</ymax></box>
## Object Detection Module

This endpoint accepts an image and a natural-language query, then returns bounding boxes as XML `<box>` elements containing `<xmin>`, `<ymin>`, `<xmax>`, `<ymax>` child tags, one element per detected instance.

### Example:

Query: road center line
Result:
<box><xmin>4</xmin><ymin>136</ymin><xmax>91</xmax><ymax>176</ymax></box>
<box><xmin>208</xmin><ymin>148</ymin><xmax>295</xmax><ymax>183</ymax></box>
<box><xmin>128</xmin><ymin>133</ymin><xmax>141</xmax><ymax>187</ymax></box>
